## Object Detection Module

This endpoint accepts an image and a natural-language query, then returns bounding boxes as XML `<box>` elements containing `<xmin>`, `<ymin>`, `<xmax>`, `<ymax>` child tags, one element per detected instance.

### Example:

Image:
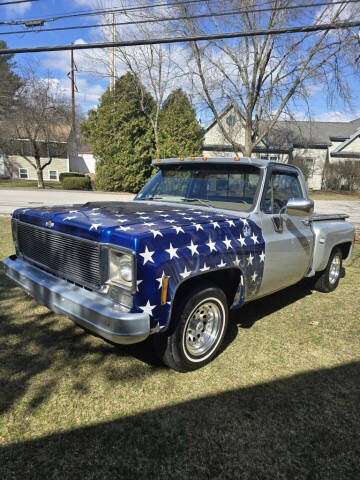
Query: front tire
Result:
<box><xmin>312</xmin><ymin>248</ymin><xmax>343</xmax><ymax>293</ymax></box>
<box><xmin>154</xmin><ymin>284</ymin><xmax>229</xmax><ymax>372</ymax></box>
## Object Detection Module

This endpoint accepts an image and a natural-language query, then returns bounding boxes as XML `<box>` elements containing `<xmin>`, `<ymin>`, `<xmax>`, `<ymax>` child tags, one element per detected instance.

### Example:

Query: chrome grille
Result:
<box><xmin>17</xmin><ymin>222</ymin><xmax>104</xmax><ymax>289</ymax></box>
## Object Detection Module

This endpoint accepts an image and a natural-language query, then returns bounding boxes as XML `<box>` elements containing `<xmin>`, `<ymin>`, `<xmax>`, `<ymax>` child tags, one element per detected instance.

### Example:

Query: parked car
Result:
<box><xmin>3</xmin><ymin>157</ymin><xmax>356</xmax><ymax>371</ymax></box>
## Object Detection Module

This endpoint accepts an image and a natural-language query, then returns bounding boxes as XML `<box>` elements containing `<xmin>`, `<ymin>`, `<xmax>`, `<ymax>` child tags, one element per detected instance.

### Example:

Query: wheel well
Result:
<box><xmin>334</xmin><ymin>242</ymin><xmax>352</xmax><ymax>260</ymax></box>
<box><xmin>171</xmin><ymin>268</ymin><xmax>242</xmax><ymax>320</ymax></box>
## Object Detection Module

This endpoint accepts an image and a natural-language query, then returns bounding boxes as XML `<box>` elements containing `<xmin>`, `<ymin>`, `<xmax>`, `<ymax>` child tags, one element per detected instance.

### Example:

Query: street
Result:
<box><xmin>0</xmin><ymin>188</ymin><xmax>359</xmax><ymax>226</ymax></box>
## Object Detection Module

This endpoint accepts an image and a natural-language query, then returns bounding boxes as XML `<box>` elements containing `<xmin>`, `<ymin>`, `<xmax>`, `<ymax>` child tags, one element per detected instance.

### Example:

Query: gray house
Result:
<box><xmin>203</xmin><ymin>107</ymin><xmax>360</xmax><ymax>190</ymax></box>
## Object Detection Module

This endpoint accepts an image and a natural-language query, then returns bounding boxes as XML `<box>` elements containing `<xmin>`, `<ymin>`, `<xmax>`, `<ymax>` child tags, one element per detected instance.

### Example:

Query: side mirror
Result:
<box><xmin>286</xmin><ymin>198</ymin><xmax>314</xmax><ymax>217</ymax></box>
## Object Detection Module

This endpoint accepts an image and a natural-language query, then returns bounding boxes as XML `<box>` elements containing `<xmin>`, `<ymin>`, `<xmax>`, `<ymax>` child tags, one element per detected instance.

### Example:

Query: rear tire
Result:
<box><xmin>311</xmin><ymin>247</ymin><xmax>343</xmax><ymax>293</ymax></box>
<box><xmin>153</xmin><ymin>283</ymin><xmax>229</xmax><ymax>372</ymax></box>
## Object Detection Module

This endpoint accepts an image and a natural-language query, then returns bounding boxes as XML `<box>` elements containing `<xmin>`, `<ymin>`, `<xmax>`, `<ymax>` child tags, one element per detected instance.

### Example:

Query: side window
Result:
<box><xmin>263</xmin><ymin>172</ymin><xmax>303</xmax><ymax>214</ymax></box>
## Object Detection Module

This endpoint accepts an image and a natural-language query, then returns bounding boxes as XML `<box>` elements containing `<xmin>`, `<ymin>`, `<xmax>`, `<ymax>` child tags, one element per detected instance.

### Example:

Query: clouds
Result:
<box><xmin>3</xmin><ymin>2</ymin><xmax>32</xmax><ymax>15</ymax></box>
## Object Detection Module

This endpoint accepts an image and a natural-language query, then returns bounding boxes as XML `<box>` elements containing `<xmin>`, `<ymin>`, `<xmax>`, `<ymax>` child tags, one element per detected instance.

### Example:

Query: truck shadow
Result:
<box><xmin>0</xmin><ymin>361</ymin><xmax>359</xmax><ymax>479</ymax></box>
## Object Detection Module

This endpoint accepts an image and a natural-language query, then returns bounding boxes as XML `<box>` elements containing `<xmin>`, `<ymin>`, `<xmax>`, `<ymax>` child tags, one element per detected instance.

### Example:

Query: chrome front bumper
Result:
<box><xmin>3</xmin><ymin>256</ymin><xmax>150</xmax><ymax>345</ymax></box>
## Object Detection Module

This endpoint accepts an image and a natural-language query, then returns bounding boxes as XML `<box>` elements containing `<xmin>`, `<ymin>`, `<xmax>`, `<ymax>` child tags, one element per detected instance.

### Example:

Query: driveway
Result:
<box><xmin>0</xmin><ymin>189</ymin><xmax>134</xmax><ymax>215</ymax></box>
<box><xmin>0</xmin><ymin>189</ymin><xmax>359</xmax><ymax>226</ymax></box>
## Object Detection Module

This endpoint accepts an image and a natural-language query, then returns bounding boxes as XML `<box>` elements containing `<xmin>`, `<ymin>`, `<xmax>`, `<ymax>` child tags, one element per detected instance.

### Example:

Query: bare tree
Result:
<box><xmin>175</xmin><ymin>0</ymin><xmax>359</xmax><ymax>156</ymax></box>
<box><xmin>1</xmin><ymin>72</ymin><xmax>72</xmax><ymax>188</ymax></box>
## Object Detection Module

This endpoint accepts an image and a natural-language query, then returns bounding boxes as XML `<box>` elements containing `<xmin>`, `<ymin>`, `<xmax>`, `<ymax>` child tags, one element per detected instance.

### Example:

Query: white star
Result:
<box><xmin>143</xmin><ymin>222</ymin><xmax>156</xmax><ymax>227</ymax></box>
<box><xmin>241</xmin><ymin>218</ymin><xmax>249</xmax><ymax>226</ymax></box>
<box><xmin>89</xmin><ymin>223</ymin><xmax>102</xmax><ymax>231</ymax></box>
<box><xmin>159</xmin><ymin>214</ymin><xmax>170</xmax><ymax>217</ymax></box>
<box><xmin>140</xmin><ymin>246</ymin><xmax>155</xmax><ymax>265</ymax></box>
<box><xmin>166</xmin><ymin>243</ymin><xmax>179</xmax><ymax>259</ymax></box>
<box><xmin>180</xmin><ymin>266</ymin><xmax>191</xmax><ymax>279</ymax></box>
<box><xmin>135</xmin><ymin>211</ymin><xmax>145</xmax><ymax>214</ymax></box>
<box><xmin>233</xmin><ymin>256</ymin><xmax>241</xmax><ymax>267</ymax></box>
<box><xmin>218</xmin><ymin>259</ymin><xmax>227</xmax><ymax>268</ymax></box>
<box><xmin>206</xmin><ymin>239</ymin><xmax>217</xmax><ymax>252</ymax></box>
<box><xmin>139</xmin><ymin>300</ymin><xmax>156</xmax><ymax>316</ymax></box>
<box><xmin>211</xmin><ymin>221</ymin><xmax>220</xmax><ymax>229</ymax></box>
<box><xmin>89</xmin><ymin>212</ymin><xmax>101</xmax><ymax>216</ymax></box>
<box><xmin>200</xmin><ymin>263</ymin><xmax>210</xmax><ymax>272</ymax></box>
<box><xmin>117</xmin><ymin>218</ymin><xmax>127</xmax><ymax>223</ymax></box>
<box><xmin>187</xmin><ymin>240</ymin><xmax>199</xmax><ymax>256</ymax></box>
<box><xmin>172</xmin><ymin>225</ymin><xmax>184</xmax><ymax>234</ymax></box>
<box><xmin>151</xmin><ymin>230</ymin><xmax>163</xmax><ymax>238</ymax></box>
<box><xmin>164</xmin><ymin>219</ymin><xmax>176</xmax><ymax>223</ymax></box>
<box><xmin>136</xmin><ymin>280</ymin><xmax>143</xmax><ymax>291</ymax></box>
<box><xmin>251</xmin><ymin>272</ymin><xmax>258</xmax><ymax>282</ymax></box>
<box><xmin>184</xmin><ymin>217</ymin><xmax>194</xmax><ymax>220</ymax></box>
<box><xmin>222</xmin><ymin>236</ymin><xmax>232</xmax><ymax>249</ymax></box>
<box><xmin>238</xmin><ymin>235</ymin><xmax>246</xmax><ymax>247</ymax></box>
<box><xmin>259</xmin><ymin>251</ymin><xmax>265</xmax><ymax>262</ymax></box>
<box><xmin>140</xmin><ymin>216</ymin><xmax>151</xmax><ymax>220</ymax></box>
<box><xmin>202</xmin><ymin>214</ymin><xmax>212</xmax><ymax>218</ymax></box>
<box><xmin>92</xmin><ymin>208</ymin><xmax>100</xmax><ymax>211</ymax></box>
<box><xmin>156</xmin><ymin>271</ymin><xmax>168</xmax><ymax>289</ymax></box>
<box><xmin>192</xmin><ymin>223</ymin><xmax>204</xmax><ymax>231</ymax></box>
<box><xmin>69</xmin><ymin>210</ymin><xmax>78</xmax><ymax>213</ymax></box>
<box><xmin>247</xmin><ymin>253</ymin><xmax>254</xmax><ymax>265</ymax></box>
<box><xmin>118</xmin><ymin>226</ymin><xmax>132</xmax><ymax>231</ymax></box>
<box><xmin>251</xmin><ymin>233</ymin><xmax>259</xmax><ymax>244</ymax></box>
<box><xmin>226</xmin><ymin>219</ymin><xmax>235</xmax><ymax>227</ymax></box>
<box><xmin>64</xmin><ymin>216</ymin><xmax>77</xmax><ymax>221</ymax></box>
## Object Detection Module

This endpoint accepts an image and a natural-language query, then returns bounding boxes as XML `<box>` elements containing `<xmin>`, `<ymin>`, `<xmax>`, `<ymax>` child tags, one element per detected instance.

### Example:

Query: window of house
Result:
<box><xmin>260</xmin><ymin>153</ymin><xmax>280</xmax><ymax>162</ymax></box>
<box><xmin>19</xmin><ymin>168</ymin><xmax>29</xmax><ymax>179</ymax></box>
<box><xmin>49</xmin><ymin>170</ymin><xmax>58</xmax><ymax>181</ymax></box>
<box><xmin>226</xmin><ymin>114</ymin><xmax>236</xmax><ymax>127</ymax></box>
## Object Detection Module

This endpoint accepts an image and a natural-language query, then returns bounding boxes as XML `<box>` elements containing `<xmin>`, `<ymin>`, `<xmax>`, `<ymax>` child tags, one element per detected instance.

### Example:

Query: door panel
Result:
<box><xmin>256</xmin><ymin>169</ymin><xmax>313</xmax><ymax>297</ymax></box>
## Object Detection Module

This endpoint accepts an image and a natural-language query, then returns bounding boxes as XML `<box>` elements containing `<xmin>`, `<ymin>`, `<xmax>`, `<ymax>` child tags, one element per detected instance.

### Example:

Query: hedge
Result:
<box><xmin>59</xmin><ymin>172</ymin><xmax>85</xmax><ymax>183</ymax></box>
<box><xmin>62</xmin><ymin>176</ymin><xmax>92</xmax><ymax>190</ymax></box>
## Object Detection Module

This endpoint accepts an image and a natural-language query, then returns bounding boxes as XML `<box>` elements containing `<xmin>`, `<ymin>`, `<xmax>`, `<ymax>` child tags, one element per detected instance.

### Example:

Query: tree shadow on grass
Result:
<box><xmin>0</xmin><ymin>361</ymin><xmax>359</xmax><ymax>479</ymax></box>
<box><xmin>0</xmin><ymin>269</ymin><xmax>317</xmax><ymax>417</ymax></box>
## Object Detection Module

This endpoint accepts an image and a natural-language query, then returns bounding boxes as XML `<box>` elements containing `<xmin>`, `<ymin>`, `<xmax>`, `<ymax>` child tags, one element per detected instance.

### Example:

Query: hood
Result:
<box><xmin>13</xmin><ymin>201</ymin><xmax>244</xmax><ymax>250</ymax></box>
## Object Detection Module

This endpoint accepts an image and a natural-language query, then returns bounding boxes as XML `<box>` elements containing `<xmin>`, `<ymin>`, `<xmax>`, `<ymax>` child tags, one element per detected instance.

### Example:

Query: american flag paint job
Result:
<box><xmin>13</xmin><ymin>201</ymin><xmax>265</xmax><ymax>329</ymax></box>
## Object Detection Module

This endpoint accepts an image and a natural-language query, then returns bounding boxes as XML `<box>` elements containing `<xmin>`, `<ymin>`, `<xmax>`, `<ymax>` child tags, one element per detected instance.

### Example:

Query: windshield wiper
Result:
<box><xmin>181</xmin><ymin>197</ymin><xmax>216</xmax><ymax>208</ymax></box>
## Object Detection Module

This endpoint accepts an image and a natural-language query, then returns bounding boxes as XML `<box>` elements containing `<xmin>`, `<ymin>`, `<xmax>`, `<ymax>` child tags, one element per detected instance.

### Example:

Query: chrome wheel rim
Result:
<box><xmin>184</xmin><ymin>300</ymin><xmax>223</xmax><ymax>358</ymax></box>
<box><xmin>329</xmin><ymin>255</ymin><xmax>341</xmax><ymax>285</ymax></box>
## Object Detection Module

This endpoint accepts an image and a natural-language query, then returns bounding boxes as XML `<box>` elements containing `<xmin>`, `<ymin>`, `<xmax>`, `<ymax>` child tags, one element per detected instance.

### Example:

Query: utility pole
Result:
<box><xmin>110</xmin><ymin>12</ymin><xmax>115</xmax><ymax>91</ymax></box>
<box><xmin>70</xmin><ymin>47</ymin><xmax>76</xmax><ymax>134</ymax></box>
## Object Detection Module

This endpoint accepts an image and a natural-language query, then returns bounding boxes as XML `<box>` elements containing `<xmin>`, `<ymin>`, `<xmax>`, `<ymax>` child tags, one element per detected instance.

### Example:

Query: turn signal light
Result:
<box><xmin>180</xmin><ymin>156</ymin><xmax>184</xmax><ymax>161</ymax></box>
<box><xmin>156</xmin><ymin>158</ymin><xmax>161</xmax><ymax>163</ymax></box>
<box><xmin>190</xmin><ymin>156</ymin><xmax>195</xmax><ymax>161</ymax></box>
<box><xmin>161</xmin><ymin>276</ymin><xmax>169</xmax><ymax>304</ymax></box>
<box><xmin>202</xmin><ymin>156</ymin><xmax>207</xmax><ymax>161</ymax></box>
<box><xmin>234</xmin><ymin>156</ymin><xmax>240</xmax><ymax>161</ymax></box>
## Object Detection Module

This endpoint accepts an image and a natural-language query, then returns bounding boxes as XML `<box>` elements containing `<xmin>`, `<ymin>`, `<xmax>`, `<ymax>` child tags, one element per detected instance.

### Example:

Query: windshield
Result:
<box><xmin>135</xmin><ymin>164</ymin><xmax>261</xmax><ymax>212</ymax></box>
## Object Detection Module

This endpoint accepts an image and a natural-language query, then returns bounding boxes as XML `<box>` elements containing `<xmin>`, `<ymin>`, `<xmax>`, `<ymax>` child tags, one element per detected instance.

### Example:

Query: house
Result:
<box><xmin>0</xmin><ymin>125</ymin><xmax>97</xmax><ymax>181</ymax></box>
<box><xmin>203</xmin><ymin>106</ymin><xmax>360</xmax><ymax>190</ymax></box>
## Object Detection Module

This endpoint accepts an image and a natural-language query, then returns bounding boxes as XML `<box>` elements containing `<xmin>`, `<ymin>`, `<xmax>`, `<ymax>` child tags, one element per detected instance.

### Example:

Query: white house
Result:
<box><xmin>203</xmin><ymin>106</ymin><xmax>360</xmax><ymax>190</ymax></box>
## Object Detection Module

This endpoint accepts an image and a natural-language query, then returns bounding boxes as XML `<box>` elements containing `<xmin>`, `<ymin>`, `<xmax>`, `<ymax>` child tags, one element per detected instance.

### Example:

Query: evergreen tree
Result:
<box><xmin>158</xmin><ymin>89</ymin><xmax>203</xmax><ymax>158</ymax></box>
<box><xmin>0</xmin><ymin>40</ymin><xmax>21</xmax><ymax>115</ymax></box>
<box><xmin>81</xmin><ymin>73</ymin><xmax>155</xmax><ymax>193</ymax></box>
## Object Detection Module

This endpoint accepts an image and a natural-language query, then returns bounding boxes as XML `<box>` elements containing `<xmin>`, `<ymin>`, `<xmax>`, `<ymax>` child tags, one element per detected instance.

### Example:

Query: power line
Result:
<box><xmin>1</xmin><ymin>0</ymin><xmax>359</xmax><ymax>37</ymax></box>
<box><xmin>0</xmin><ymin>0</ymin><xmax>217</xmax><ymax>25</ymax></box>
<box><xmin>1</xmin><ymin>19</ymin><xmax>360</xmax><ymax>55</ymax></box>
<box><xmin>0</xmin><ymin>0</ymin><xmax>38</xmax><ymax>5</ymax></box>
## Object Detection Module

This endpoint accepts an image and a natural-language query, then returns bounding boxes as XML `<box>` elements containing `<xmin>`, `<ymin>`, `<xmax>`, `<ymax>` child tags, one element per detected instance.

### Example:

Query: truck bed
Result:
<box><xmin>310</xmin><ymin>213</ymin><xmax>349</xmax><ymax>222</ymax></box>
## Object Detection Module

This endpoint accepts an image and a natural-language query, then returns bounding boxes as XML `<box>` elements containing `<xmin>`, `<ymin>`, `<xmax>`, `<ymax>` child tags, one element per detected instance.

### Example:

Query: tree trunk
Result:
<box><xmin>36</xmin><ymin>168</ymin><xmax>45</xmax><ymax>189</ymax></box>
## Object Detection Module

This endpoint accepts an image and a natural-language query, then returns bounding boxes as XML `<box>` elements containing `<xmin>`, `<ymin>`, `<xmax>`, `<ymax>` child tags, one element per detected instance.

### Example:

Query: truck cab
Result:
<box><xmin>3</xmin><ymin>157</ymin><xmax>355</xmax><ymax>371</ymax></box>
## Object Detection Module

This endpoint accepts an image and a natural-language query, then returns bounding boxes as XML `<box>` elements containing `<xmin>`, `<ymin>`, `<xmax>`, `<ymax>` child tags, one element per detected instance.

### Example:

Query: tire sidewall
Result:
<box><xmin>170</xmin><ymin>286</ymin><xmax>229</xmax><ymax>371</ymax></box>
<box><xmin>324</xmin><ymin>249</ymin><xmax>342</xmax><ymax>292</ymax></box>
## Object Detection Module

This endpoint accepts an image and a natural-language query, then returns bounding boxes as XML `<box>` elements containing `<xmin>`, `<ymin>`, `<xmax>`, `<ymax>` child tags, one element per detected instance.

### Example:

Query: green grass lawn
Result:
<box><xmin>0</xmin><ymin>179</ymin><xmax>62</xmax><ymax>189</ymax></box>
<box><xmin>0</xmin><ymin>216</ymin><xmax>359</xmax><ymax>479</ymax></box>
<box><xmin>309</xmin><ymin>190</ymin><xmax>360</xmax><ymax>201</ymax></box>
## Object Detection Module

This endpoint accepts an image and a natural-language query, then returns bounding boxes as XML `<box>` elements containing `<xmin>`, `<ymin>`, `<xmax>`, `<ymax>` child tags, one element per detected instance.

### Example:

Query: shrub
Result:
<box><xmin>59</xmin><ymin>172</ymin><xmax>85</xmax><ymax>183</ymax></box>
<box><xmin>62</xmin><ymin>176</ymin><xmax>91</xmax><ymax>190</ymax></box>
<box><xmin>323</xmin><ymin>161</ymin><xmax>360</xmax><ymax>191</ymax></box>
<box><xmin>289</xmin><ymin>156</ymin><xmax>312</xmax><ymax>182</ymax></box>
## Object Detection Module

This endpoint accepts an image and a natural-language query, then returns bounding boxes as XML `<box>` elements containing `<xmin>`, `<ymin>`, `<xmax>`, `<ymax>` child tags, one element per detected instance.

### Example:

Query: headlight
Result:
<box><xmin>108</xmin><ymin>249</ymin><xmax>134</xmax><ymax>289</ymax></box>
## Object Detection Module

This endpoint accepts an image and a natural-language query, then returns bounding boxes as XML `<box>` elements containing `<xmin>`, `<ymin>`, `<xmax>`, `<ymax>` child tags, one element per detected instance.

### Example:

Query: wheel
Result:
<box><xmin>311</xmin><ymin>248</ymin><xmax>343</xmax><ymax>293</ymax></box>
<box><xmin>154</xmin><ymin>283</ymin><xmax>229</xmax><ymax>372</ymax></box>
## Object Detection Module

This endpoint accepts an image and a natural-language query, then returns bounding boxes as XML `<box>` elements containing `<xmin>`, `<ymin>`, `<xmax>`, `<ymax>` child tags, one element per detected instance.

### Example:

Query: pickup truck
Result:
<box><xmin>3</xmin><ymin>157</ymin><xmax>356</xmax><ymax>371</ymax></box>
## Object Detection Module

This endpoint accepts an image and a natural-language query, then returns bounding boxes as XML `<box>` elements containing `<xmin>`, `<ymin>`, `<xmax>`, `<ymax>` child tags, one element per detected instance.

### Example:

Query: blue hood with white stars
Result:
<box><xmin>13</xmin><ymin>201</ymin><xmax>265</xmax><ymax>328</ymax></box>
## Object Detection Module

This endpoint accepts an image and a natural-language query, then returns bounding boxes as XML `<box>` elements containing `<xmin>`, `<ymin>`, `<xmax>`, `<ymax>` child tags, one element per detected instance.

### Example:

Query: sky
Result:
<box><xmin>1</xmin><ymin>0</ymin><xmax>360</xmax><ymax>125</ymax></box>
